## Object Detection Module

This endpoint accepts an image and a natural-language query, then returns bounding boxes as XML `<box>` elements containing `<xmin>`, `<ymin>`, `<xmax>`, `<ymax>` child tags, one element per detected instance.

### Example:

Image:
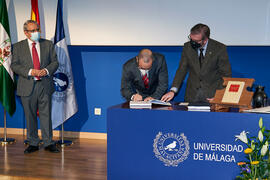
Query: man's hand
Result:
<box><xmin>133</xmin><ymin>94</ymin><xmax>143</xmax><ymax>101</ymax></box>
<box><xmin>144</xmin><ymin>97</ymin><xmax>154</xmax><ymax>102</ymax></box>
<box><xmin>161</xmin><ymin>91</ymin><xmax>175</xmax><ymax>102</ymax></box>
<box><xmin>38</xmin><ymin>69</ymin><xmax>48</xmax><ymax>77</ymax></box>
<box><xmin>31</xmin><ymin>69</ymin><xmax>41</xmax><ymax>77</ymax></box>
<box><xmin>206</xmin><ymin>98</ymin><xmax>214</xmax><ymax>103</ymax></box>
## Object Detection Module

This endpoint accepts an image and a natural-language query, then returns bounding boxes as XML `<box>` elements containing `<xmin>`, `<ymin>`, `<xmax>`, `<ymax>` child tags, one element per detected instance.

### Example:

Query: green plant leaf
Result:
<box><xmin>235</xmin><ymin>118</ymin><xmax>270</xmax><ymax>180</ymax></box>
<box><xmin>262</xmin><ymin>126</ymin><xmax>266</xmax><ymax>133</ymax></box>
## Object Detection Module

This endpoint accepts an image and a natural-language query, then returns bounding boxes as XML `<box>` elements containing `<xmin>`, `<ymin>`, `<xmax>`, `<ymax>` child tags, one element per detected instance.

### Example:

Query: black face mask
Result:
<box><xmin>190</xmin><ymin>40</ymin><xmax>202</xmax><ymax>50</ymax></box>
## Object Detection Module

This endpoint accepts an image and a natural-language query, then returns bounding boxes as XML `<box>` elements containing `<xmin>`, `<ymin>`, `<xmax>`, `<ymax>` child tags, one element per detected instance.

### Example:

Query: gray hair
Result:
<box><xmin>190</xmin><ymin>23</ymin><xmax>210</xmax><ymax>39</ymax></box>
<box><xmin>23</xmin><ymin>20</ymin><xmax>40</xmax><ymax>31</ymax></box>
<box><xmin>138</xmin><ymin>49</ymin><xmax>153</xmax><ymax>63</ymax></box>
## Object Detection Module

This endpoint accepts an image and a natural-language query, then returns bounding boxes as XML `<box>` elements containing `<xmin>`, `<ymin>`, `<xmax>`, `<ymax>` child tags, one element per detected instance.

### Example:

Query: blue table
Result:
<box><xmin>107</xmin><ymin>103</ymin><xmax>270</xmax><ymax>180</ymax></box>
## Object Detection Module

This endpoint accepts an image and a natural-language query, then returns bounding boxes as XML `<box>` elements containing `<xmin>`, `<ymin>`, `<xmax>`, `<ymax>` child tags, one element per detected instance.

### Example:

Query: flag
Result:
<box><xmin>52</xmin><ymin>0</ymin><xmax>78</xmax><ymax>129</ymax></box>
<box><xmin>0</xmin><ymin>0</ymin><xmax>16</xmax><ymax>116</ymax></box>
<box><xmin>30</xmin><ymin>0</ymin><xmax>40</xmax><ymax>25</ymax></box>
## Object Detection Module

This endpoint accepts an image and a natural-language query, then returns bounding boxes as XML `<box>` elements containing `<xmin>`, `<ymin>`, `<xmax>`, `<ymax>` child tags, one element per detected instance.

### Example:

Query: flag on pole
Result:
<box><xmin>52</xmin><ymin>0</ymin><xmax>78</xmax><ymax>129</ymax></box>
<box><xmin>30</xmin><ymin>0</ymin><xmax>40</xmax><ymax>25</ymax></box>
<box><xmin>0</xmin><ymin>0</ymin><xmax>16</xmax><ymax>116</ymax></box>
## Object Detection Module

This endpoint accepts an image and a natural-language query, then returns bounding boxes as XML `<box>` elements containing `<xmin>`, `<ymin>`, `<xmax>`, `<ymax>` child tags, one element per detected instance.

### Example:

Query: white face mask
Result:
<box><xmin>30</xmin><ymin>31</ymin><xmax>40</xmax><ymax>42</ymax></box>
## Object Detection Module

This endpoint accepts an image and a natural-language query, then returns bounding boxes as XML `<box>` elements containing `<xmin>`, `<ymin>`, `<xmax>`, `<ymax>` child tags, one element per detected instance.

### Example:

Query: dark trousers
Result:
<box><xmin>193</xmin><ymin>88</ymin><xmax>208</xmax><ymax>103</ymax></box>
<box><xmin>21</xmin><ymin>81</ymin><xmax>53</xmax><ymax>147</ymax></box>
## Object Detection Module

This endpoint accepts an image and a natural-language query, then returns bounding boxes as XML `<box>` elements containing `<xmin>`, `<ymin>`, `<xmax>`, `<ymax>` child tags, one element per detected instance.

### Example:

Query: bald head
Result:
<box><xmin>137</xmin><ymin>49</ymin><xmax>153</xmax><ymax>70</ymax></box>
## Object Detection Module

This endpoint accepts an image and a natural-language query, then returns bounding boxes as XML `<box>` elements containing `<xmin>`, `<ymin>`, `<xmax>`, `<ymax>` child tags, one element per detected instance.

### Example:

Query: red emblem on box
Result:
<box><xmin>229</xmin><ymin>84</ymin><xmax>240</xmax><ymax>92</ymax></box>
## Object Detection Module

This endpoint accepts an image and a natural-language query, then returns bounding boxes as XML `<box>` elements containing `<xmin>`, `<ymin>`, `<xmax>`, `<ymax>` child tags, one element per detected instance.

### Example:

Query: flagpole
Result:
<box><xmin>61</xmin><ymin>123</ymin><xmax>64</xmax><ymax>144</ymax></box>
<box><xmin>57</xmin><ymin>122</ymin><xmax>72</xmax><ymax>147</ymax></box>
<box><xmin>4</xmin><ymin>109</ymin><xmax>6</xmax><ymax>141</ymax></box>
<box><xmin>1</xmin><ymin>109</ymin><xmax>15</xmax><ymax>145</ymax></box>
<box><xmin>54</xmin><ymin>0</ymin><xmax>76</xmax><ymax>147</ymax></box>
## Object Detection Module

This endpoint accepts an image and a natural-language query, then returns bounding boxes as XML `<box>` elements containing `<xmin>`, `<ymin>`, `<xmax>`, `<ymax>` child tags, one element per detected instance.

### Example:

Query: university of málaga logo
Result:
<box><xmin>153</xmin><ymin>132</ymin><xmax>190</xmax><ymax>167</ymax></box>
<box><xmin>53</xmin><ymin>72</ymin><xmax>69</xmax><ymax>92</ymax></box>
<box><xmin>53</xmin><ymin>71</ymin><xmax>70</xmax><ymax>102</ymax></box>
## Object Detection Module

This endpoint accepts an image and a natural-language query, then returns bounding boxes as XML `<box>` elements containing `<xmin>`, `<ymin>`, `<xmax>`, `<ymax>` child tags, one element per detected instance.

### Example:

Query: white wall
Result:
<box><xmin>6</xmin><ymin>0</ymin><xmax>270</xmax><ymax>45</ymax></box>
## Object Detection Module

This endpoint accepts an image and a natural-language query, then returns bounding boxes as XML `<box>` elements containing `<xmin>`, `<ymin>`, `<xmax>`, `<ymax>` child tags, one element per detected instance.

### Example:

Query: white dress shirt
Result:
<box><xmin>139</xmin><ymin>69</ymin><xmax>149</xmax><ymax>77</ymax></box>
<box><xmin>27</xmin><ymin>38</ymin><xmax>49</xmax><ymax>79</ymax></box>
<box><xmin>131</xmin><ymin>69</ymin><xmax>149</xmax><ymax>100</ymax></box>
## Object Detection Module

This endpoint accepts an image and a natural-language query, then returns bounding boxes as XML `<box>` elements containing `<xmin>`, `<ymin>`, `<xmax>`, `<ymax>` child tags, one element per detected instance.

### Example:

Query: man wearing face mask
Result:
<box><xmin>11</xmin><ymin>20</ymin><xmax>59</xmax><ymax>154</ymax></box>
<box><xmin>161</xmin><ymin>23</ymin><xmax>232</xmax><ymax>103</ymax></box>
<box><xmin>121</xmin><ymin>49</ymin><xmax>168</xmax><ymax>101</ymax></box>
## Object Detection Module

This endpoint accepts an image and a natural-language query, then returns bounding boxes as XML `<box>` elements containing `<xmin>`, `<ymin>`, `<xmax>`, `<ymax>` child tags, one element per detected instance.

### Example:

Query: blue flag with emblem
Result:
<box><xmin>52</xmin><ymin>0</ymin><xmax>78</xmax><ymax>129</ymax></box>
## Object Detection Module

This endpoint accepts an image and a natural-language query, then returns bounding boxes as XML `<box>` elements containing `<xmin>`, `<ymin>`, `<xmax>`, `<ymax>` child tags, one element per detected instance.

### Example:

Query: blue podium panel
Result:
<box><xmin>107</xmin><ymin>104</ymin><xmax>270</xmax><ymax>180</ymax></box>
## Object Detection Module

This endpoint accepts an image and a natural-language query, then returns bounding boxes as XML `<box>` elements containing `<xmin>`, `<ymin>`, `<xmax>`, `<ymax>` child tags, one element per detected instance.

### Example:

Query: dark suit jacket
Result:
<box><xmin>172</xmin><ymin>39</ymin><xmax>232</xmax><ymax>102</ymax></box>
<box><xmin>11</xmin><ymin>39</ymin><xmax>59</xmax><ymax>96</ymax></box>
<box><xmin>121</xmin><ymin>53</ymin><xmax>168</xmax><ymax>100</ymax></box>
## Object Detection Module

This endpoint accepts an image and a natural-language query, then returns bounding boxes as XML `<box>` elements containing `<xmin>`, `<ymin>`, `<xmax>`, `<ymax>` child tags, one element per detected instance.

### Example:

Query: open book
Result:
<box><xmin>149</xmin><ymin>99</ymin><xmax>171</xmax><ymax>106</ymax></box>
<box><xmin>129</xmin><ymin>99</ymin><xmax>171</xmax><ymax>109</ymax></box>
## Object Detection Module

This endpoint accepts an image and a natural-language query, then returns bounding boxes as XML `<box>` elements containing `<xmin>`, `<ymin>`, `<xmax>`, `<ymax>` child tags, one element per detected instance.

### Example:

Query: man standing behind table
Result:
<box><xmin>162</xmin><ymin>23</ymin><xmax>232</xmax><ymax>103</ymax></box>
<box><xmin>121</xmin><ymin>49</ymin><xmax>168</xmax><ymax>101</ymax></box>
<box><xmin>11</xmin><ymin>20</ymin><xmax>59</xmax><ymax>154</ymax></box>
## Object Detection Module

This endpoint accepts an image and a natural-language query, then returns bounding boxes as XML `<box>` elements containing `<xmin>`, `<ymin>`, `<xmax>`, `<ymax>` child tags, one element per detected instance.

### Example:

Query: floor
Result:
<box><xmin>0</xmin><ymin>134</ymin><xmax>107</xmax><ymax>180</ymax></box>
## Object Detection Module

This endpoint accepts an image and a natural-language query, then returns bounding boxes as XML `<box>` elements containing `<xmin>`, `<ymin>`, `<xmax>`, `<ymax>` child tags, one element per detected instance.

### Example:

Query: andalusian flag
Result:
<box><xmin>0</xmin><ymin>0</ymin><xmax>16</xmax><ymax>116</ymax></box>
<box><xmin>31</xmin><ymin>0</ymin><xmax>40</xmax><ymax>25</ymax></box>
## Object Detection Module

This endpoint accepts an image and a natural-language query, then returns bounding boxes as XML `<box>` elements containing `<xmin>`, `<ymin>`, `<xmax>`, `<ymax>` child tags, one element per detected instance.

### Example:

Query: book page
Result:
<box><xmin>149</xmin><ymin>99</ymin><xmax>171</xmax><ymax>106</ymax></box>
<box><xmin>222</xmin><ymin>81</ymin><xmax>245</xmax><ymax>104</ymax></box>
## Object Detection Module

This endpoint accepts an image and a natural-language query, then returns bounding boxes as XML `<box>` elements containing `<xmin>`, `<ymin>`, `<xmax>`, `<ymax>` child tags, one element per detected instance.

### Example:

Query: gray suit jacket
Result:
<box><xmin>172</xmin><ymin>39</ymin><xmax>232</xmax><ymax>102</ymax></box>
<box><xmin>121</xmin><ymin>53</ymin><xmax>168</xmax><ymax>101</ymax></box>
<box><xmin>11</xmin><ymin>39</ymin><xmax>59</xmax><ymax>97</ymax></box>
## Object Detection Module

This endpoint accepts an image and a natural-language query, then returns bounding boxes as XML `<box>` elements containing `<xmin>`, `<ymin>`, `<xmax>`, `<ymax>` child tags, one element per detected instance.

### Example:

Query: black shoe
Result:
<box><xmin>24</xmin><ymin>145</ymin><xmax>39</xmax><ymax>154</ymax></box>
<box><xmin>44</xmin><ymin>144</ymin><xmax>60</xmax><ymax>153</ymax></box>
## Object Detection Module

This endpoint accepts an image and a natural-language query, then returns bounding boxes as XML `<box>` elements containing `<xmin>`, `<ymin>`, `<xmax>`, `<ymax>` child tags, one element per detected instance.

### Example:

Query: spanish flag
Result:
<box><xmin>30</xmin><ymin>0</ymin><xmax>40</xmax><ymax>25</ymax></box>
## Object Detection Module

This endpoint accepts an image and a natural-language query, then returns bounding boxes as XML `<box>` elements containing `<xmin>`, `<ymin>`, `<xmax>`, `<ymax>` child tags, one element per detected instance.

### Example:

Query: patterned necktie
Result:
<box><xmin>32</xmin><ymin>42</ymin><xmax>40</xmax><ymax>80</ymax></box>
<box><xmin>142</xmin><ymin>73</ymin><xmax>149</xmax><ymax>89</ymax></box>
<box><xmin>199</xmin><ymin>48</ymin><xmax>204</xmax><ymax>68</ymax></box>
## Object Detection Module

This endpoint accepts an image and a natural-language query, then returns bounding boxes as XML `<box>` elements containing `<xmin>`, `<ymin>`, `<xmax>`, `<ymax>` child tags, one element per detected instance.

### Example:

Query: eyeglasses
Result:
<box><xmin>26</xmin><ymin>29</ymin><xmax>40</xmax><ymax>33</ymax></box>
